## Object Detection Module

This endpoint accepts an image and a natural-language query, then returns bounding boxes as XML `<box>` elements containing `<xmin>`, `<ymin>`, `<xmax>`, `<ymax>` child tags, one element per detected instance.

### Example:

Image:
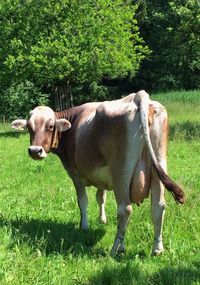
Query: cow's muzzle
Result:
<box><xmin>28</xmin><ymin>146</ymin><xmax>47</xmax><ymax>160</ymax></box>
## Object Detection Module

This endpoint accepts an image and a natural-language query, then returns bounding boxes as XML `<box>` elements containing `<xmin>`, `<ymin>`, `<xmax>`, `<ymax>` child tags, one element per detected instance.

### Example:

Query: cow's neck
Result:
<box><xmin>55</xmin><ymin>105</ymin><xmax>84</xmax><ymax>123</ymax></box>
<box><xmin>55</xmin><ymin>109</ymin><xmax>70</xmax><ymax>121</ymax></box>
<box><xmin>52</xmin><ymin>106</ymin><xmax>84</xmax><ymax>163</ymax></box>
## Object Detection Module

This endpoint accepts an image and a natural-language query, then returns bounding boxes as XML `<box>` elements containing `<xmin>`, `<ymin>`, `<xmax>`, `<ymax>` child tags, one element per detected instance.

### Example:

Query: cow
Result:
<box><xmin>11</xmin><ymin>90</ymin><xmax>185</xmax><ymax>256</ymax></box>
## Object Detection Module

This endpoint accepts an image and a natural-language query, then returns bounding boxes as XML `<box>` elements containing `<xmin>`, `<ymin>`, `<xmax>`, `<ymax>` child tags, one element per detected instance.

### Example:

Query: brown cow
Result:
<box><xmin>11</xmin><ymin>90</ymin><xmax>185</xmax><ymax>256</ymax></box>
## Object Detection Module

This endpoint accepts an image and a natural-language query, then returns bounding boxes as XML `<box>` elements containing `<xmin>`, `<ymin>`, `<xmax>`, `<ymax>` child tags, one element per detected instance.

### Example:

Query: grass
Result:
<box><xmin>0</xmin><ymin>90</ymin><xmax>200</xmax><ymax>284</ymax></box>
<box><xmin>152</xmin><ymin>90</ymin><xmax>200</xmax><ymax>140</ymax></box>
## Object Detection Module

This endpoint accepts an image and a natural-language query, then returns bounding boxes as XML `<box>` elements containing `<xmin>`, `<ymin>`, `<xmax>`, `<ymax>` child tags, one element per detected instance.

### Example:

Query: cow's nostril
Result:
<box><xmin>28</xmin><ymin>146</ymin><xmax>43</xmax><ymax>156</ymax></box>
<box><xmin>28</xmin><ymin>146</ymin><xmax>47</xmax><ymax>159</ymax></box>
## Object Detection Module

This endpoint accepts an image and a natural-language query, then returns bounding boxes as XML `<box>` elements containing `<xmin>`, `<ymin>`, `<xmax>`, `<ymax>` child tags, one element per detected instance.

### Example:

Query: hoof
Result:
<box><xmin>151</xmin><ymin>248</ymin><xmax>164</xmax><ymax>256</ymax></box>
<box><xmin>118</xmin><ymin>242</ymin><xmax>125</xmax><ymax>254</ymax></box>
<box><xmin>110</xmin><ymin>247</ymin><xmax>126</xmax><ymax>258</ymax></box>
<box><xmin>110</xmin><ymin>240</ymin><xmax>126</xmax><ymax>258</ymax></box>
<box><xmin>99</xmin><ymin>217</ymin><xmax>107</xmax><ymax>224</ymax></box>
<box><xmin>116</xmin><ymin>247</ymin><xmax>126</xmax><ymax>257</ymax></box>
<box><xmin>110</xmin><ymin>247</ymin><xmax>116</xmax><ymax>258</ymax></box>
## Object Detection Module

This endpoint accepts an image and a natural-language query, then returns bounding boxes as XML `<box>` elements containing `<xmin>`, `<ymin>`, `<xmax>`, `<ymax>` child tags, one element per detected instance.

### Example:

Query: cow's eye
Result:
<box><xmin>48</xmin><ymin>125</ymin><xmax>54</xmax><ymax>131</ymax></box>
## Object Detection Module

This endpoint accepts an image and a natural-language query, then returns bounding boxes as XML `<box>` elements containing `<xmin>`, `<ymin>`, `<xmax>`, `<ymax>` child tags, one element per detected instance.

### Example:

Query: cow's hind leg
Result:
<box><xmin>73</xmin><ymin>178</ymin><xmax>89</xmax><ymax>230</ymax></box>
<box><xmin>150</xmin><ymin>105</ymin><xmax>168</xmax><ymax>256</ymax></box>
<box><xmin>110</xmin><ymin>201</ymin><xmax>132</xmax><ymax>256</ymax></box>
<box><xmin>151</xmin><ymin>173</ymin><xmax>166</xmax><ymax>256</ymax></box>
<box><xmin>96</xmin><ymin>189</ymin><xmax>107</xmax><ymax>224</ymax></box>
<box><xmin>110</xmin><ymin>164</ymin><xmax>135</xmax><ymax>256</ymax></box>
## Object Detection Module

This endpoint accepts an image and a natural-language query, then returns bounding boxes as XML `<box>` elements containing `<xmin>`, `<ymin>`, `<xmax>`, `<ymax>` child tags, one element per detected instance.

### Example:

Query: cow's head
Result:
<box><xmin>11</xmin><ymin>106</ymin><xmax>71</xmax><ymax>160</ymax></box>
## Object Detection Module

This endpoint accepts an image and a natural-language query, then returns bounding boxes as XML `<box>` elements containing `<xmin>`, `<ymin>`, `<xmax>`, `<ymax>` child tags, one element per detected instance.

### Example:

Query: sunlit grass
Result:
<box><xmin>152</xmin><ymin>90</ymin><xmax>200</xmax><ymax>104</ymax></box>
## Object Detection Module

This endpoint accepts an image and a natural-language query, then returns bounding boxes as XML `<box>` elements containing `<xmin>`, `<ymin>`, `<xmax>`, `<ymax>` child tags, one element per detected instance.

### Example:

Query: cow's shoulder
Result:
<box><xmin>95</xmin><ymin>96</ymin><xmax>138</xmax><ymax>120</ymax></box>
<box><xmin>67</xmin><ymin>102</ymin><xmax>101</xmax><ymax>129</ymax></box>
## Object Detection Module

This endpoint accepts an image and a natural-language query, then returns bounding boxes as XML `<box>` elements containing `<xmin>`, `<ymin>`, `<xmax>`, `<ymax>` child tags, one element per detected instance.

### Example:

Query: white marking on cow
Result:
<box><xmin>96</xmin><ymin>189</ymin><xmax>107</xmax><ymax>224</ymax></box>
<box><xmin>30</xmin><ymin>106</ymin><xmax>55</xmax><ymax>131</ymax></box>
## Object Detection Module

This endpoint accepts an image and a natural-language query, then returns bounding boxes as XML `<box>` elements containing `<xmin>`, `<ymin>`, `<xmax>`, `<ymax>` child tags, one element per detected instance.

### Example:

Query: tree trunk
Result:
<box><xmin>51</xmin><ymin>81</ymin><xmax>74</xmax><ymax>111</ymax></box>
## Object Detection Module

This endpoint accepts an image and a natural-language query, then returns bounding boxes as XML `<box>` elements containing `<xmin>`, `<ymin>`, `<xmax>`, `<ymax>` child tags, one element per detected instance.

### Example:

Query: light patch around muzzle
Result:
<box><xmin>28</xmin><ymin>146</ymin><xmax>47</xmax><ymax>159</ymax></box>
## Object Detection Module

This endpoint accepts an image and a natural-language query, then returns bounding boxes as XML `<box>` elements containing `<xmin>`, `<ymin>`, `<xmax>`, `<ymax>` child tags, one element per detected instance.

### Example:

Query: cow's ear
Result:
<box><xmin>11</xmin><ymin>119</ymin><xmax>27</xmax><ymax>131</ymax></box>
<box><xmin>55</xmin><ymin>119</ymin><xmax>71</xmax><ymax>132</ymax></box>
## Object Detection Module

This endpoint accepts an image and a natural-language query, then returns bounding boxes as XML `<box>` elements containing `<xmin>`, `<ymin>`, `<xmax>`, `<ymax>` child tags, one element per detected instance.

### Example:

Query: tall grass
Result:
<box><xmin>152</xmin><ymin>90</ymin><xmax>200</xmax><ymax>104</ymax></box>
<box><xmin>152</xmin><ymin>90</ymin><xmax>200</xmax><ymax>141</ymax></box>
<box><xmin>0</xmin><ymin>90</ymin><xmax>200</xmax><ymax>284</ymax></box>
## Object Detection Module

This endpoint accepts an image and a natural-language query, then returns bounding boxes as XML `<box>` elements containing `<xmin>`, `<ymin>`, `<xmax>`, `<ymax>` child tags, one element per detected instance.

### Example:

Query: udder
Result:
<box><xmin>130</xmin><ymin>147</ymin><xmax>151</xmax><ymax>205</ymax></box>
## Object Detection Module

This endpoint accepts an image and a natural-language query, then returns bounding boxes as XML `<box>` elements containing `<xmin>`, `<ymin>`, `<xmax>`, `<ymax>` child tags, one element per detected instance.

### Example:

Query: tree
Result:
<box><xmin>134</xmin><ymin>0</ymin><xmax>200</xmax><ymax>91</ymax></box>
<box><xmin>169</xmin><ymin>0</ymin><xmax>200</xmax><ymax>89</ymax></box>
<box><xmin>0</xmin><ymin>0</ymin><xmax>149</xmax><ymax>110</ymax></box>
<box><xmin>0</xmin><ymin>81</ymin><xmax>49</xmax><ymax>119</ymax></box>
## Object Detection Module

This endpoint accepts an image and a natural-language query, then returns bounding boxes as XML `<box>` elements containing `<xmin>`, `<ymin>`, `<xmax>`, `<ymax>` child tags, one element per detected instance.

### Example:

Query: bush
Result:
<box><xmin>0</xmin><ymin>81</ymin><xmax>49</xmax><ymax>120</ymax></box>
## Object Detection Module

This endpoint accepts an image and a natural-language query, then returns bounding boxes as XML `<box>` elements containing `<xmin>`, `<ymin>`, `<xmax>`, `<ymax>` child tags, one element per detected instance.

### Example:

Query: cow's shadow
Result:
<box><xmin>0</xmin><ymin>216</ymin><xmax>106</xmax><ymax>256</ymax></box>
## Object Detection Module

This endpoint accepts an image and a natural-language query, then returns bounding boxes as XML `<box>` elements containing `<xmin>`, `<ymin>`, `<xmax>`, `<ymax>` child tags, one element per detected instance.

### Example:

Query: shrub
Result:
<box><xmin>0</xmin><ymin>81</ymin><xmax>49</xmax><ymax>120</ymax></box>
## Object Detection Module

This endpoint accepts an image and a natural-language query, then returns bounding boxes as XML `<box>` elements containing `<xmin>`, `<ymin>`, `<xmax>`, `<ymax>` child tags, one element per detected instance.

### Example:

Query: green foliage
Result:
<box><xmin>135</xmin><ymin>0</ymin><xmax>200</xmax><ymax>91</ymax></box>
<box><xmin>0</xmin><ymin>81</ymin><xmax>49</xmax><ymax>119</ymax></box>
<box><xmin>169</xmin><ymin>0</ymin><xmax>200</xmax><ymax>89</ymax></box>
<box><xmin>89</xmin><ymin>82</ymin><xmax>110</xmax><ymax>101</ymax></box>
<box><xmin>0</xmin><ymin>0</ymin><xmax>149</xmax><ymax>100</ymax></box>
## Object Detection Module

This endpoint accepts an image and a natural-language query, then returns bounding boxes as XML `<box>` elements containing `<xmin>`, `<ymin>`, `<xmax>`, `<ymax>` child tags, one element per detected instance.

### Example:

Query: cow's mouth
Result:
<box><xmin>28</xmin><ymin>146</ymin><xmax>47</xmax><ymax>160</ymax></box>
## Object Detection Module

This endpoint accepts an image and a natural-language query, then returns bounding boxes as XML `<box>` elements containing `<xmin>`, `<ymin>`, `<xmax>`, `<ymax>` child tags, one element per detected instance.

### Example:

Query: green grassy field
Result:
<box><xmin>0</xmin><ymin>90</ymin><xmax>200</xmax><ymax>284</ymax></box>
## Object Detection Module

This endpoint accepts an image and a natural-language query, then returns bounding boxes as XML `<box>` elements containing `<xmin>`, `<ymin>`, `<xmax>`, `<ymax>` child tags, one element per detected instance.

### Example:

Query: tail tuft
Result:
<box><xmin>154</xmin><ymin>163</ymin><xmax>185</xmax><ymax>204</ymax></box>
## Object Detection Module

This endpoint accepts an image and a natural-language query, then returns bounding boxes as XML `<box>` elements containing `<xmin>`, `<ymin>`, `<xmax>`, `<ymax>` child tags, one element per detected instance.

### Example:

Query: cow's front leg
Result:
<box><xmin>110</xmin><ymin>201</ymin><xmax>132</xmax><ymax>256</ymax></box>
<box><xmin>151</xmin><ymin>174</ymin><xmax>166</xmax><ymax>256</ymax></box>
<box><xmin>73</xmin><ymin>179</ymin><xmax>89</xmax><ymax>230</ymax></box>
<box><xmin>96</xmin><ymin>189</ymin><xmax>107</xmax><ymax>224</ymax></box>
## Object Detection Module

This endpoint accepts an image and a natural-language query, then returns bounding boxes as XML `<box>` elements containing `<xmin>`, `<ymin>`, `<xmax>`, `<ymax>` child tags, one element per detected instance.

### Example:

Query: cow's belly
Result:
<box><xmin>86</xmin><ymin>166</ymin><xmax>113</xmax><ymax>190</ymax></box>
<box><xmin>130</xmin><ymin>148</ymin><xmax>151</xmax><ymax>204</ymax></box>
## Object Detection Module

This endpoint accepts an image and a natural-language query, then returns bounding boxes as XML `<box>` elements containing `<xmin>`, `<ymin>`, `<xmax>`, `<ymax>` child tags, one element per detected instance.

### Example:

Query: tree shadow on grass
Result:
<box><xmin>169</xmin><ymin>121</ymin><xmax>200</xmax><ymax>141</ymax></box>
<box><xmin>89</xmin><ymin>260</ymin><xmax>200</xmax><ymax>285</ymax></box>
<box><xmin>0</xmin><ymin>131</ymin><xmax>26</xmax><ymax>138</ymax></box>
<box><xmin>0</xmin><ymin>216</ymin><xmax>106</xmax><ymax>257</ymax></box>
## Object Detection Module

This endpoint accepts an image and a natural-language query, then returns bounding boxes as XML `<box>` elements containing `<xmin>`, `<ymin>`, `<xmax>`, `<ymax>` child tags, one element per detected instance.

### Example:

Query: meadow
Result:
<box><xmin>0</xmin><ymin>90</ymin><xmax>200</xmax><ymax>285</ymax></box>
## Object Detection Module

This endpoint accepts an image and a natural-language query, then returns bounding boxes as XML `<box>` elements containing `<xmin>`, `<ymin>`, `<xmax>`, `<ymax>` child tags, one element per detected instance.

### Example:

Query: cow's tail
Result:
<box><xmin>136</xmin><ymin>90</ymin><xmax>185</xmax><ymax>204</ymax></box>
